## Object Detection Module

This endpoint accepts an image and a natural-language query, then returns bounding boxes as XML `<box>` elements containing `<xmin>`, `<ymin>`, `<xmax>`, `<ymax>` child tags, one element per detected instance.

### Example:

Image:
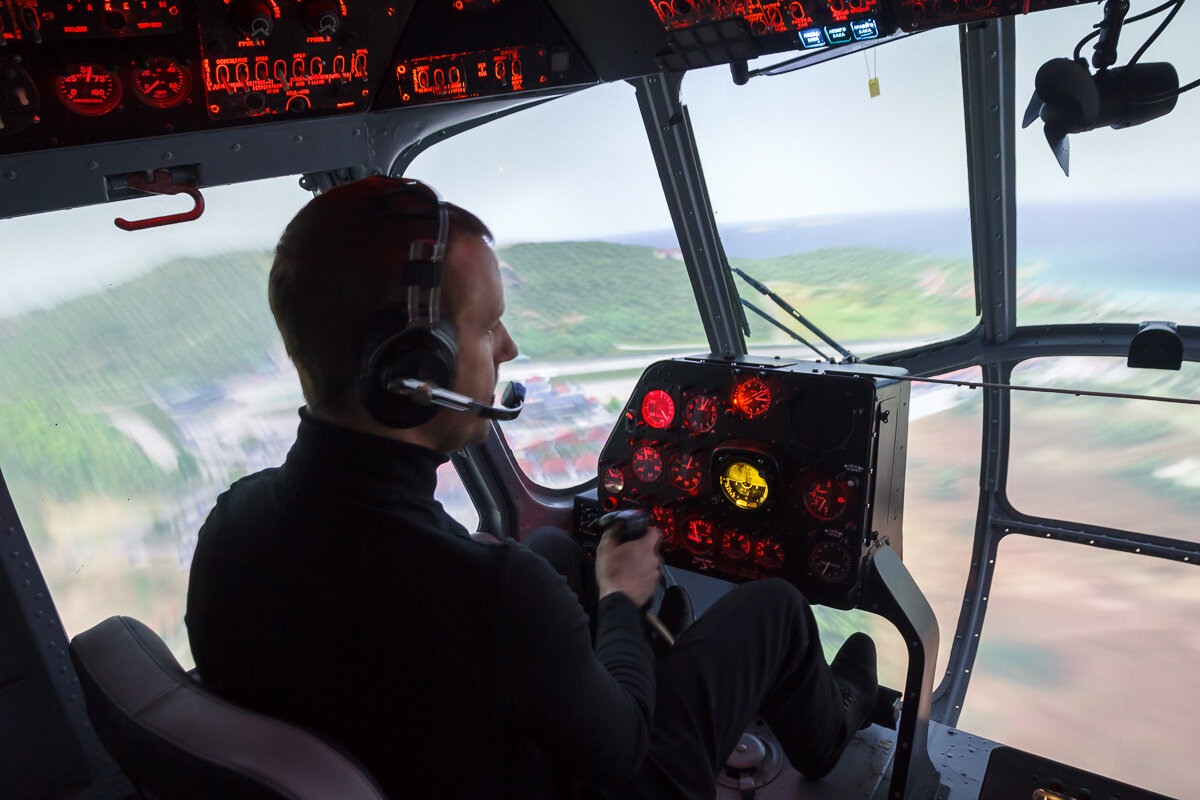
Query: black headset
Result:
<box><xmin>357</xmin><ymin>179</ymin><xmax>525</xmax><ymax>429</ymax></box>
<box><xmin>358</xmin><ymin>180</ymin><xmax>458</xmax><ymax>429</ymax></box>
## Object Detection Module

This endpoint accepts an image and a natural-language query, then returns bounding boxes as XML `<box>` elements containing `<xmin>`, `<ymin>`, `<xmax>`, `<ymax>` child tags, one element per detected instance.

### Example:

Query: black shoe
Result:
<box><xmin>647</xmin><ymin>584</ymin><xmax>694</xmax><ymax>657</ymax></box>
<box><xmin>805</xmin><ymin>632</ymin><xmax>878</xmax><ymax>780</ymax></box>
<box><xmin>658</xmin><ymin>584</ymin><xmax>694</xmax><ymax>639</ymax></box>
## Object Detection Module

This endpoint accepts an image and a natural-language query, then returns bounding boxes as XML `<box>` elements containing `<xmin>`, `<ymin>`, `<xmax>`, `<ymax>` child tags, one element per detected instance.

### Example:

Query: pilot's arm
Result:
<box><xmin>491</xmin><ymin>531</ymin><xmax>659</xmax><ymax>787</ymax></box>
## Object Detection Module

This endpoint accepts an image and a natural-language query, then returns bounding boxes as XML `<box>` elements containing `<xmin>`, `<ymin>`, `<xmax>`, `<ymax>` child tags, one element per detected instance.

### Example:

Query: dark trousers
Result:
<box><xmin>524</xmin><ymin>528</ymin><xmax>845</xmax><ymax>800</ymax></box>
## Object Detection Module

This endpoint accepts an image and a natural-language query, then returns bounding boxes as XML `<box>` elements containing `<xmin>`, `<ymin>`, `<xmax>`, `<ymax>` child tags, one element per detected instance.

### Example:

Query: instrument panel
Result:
<box><xmin>650</xmin><ymin>0</ymin><xmax>894</xmax><ymax>52</ymax></box>
<box><xmin>0</xmin><ymin>0</ymin><xmax>592</xmax><ymax>154</ymax></box>
<box><xmin>580</xmin><ymin>357</ymin><xmax>910</xmax><ymax>609</ymax></box>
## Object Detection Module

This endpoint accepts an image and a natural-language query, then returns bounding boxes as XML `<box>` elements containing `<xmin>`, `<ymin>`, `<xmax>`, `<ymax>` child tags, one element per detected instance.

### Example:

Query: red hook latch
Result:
<box><xmin>114</xmin><ymin>169</ymin><xmax>206</xmax><ymax>231</ymax></box>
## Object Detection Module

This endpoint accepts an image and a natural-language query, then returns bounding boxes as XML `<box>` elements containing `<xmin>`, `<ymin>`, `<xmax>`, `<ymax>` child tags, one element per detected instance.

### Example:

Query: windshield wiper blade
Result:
<box><xmin>740</xmin><ymin>299</ymin><xmax>832</xmax><ymax>362</ymax></box>
<box><xmin>732</xmin><ymin>267</ymin><xmax>858</xmax><ymax>363</ymax></box>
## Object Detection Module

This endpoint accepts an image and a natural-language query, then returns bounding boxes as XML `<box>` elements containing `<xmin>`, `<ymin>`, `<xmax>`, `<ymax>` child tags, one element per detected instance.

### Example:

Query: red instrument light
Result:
<box><xmin>56</xmin><ymin>63</ymin><xmax>122</xmax><ymax>116</ymax></box>
<box><xmin>133</xmin><ymin>57</ymin><xmax>192</xmax><ymax>109</ymax></box>
<box><xmin>630</xmin><ymin>443</ymin><xmax>663</xmax><ymax>483</ymax></box>
<box><xmin>731</xmin><ymin>377</ymin><xmax>772</xmax><ymax>419</ymax></box>
<box><xmin>601</xmin><ymin>464</ymin><xmax>625</xmax><ymax>495</ymax></box>
<box><xmin>721</xmin><ymin>531</ymin><xmax>752</xmax><ymax>561</ymax></box>
<box><xmin>669</xmin><ymin>453</ymin><xmax>703</xmax><ymax>494</ymax></box>
<box><xmin>755</xmin><ymin>539</ymin><xmax>785</xmax><ymax>569</ymax></box>
<box><xmin>651</xmin><ymin>506</ymin><xmax>676</xmax><ymax>547</ymax></box>
<box><xmin>804</xmin><ymin>477</ymin><xmax>848</xmax><ymax>520</ymax></box>
<box><xmin>683</xmin><ymin>394</ymin><xmax>717</xmax><ymax>434</ymax></box>
<box><xmin>641</xmin><ymin>389</ymin><xmax>675</xmax><ymax>429</ymax></box>
<box><xmin>683</xmin><ymin>518</ymin><xmax>714</xmax><ymax>555</ymax></box>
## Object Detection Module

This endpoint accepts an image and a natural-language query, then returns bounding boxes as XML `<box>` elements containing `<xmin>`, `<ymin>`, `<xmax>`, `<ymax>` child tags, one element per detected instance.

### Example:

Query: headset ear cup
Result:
<box><xmin>359</xmin><ymin>314</ymin><xmax>458</xmax><ymax>429</ymax></box>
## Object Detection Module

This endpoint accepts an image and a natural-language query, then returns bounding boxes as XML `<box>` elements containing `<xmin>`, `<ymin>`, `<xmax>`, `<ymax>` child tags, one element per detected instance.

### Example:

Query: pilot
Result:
<box><xmin>186</xmin><ymin>175</ymin><xmax>878</xmax><ymax>799</ymax></box>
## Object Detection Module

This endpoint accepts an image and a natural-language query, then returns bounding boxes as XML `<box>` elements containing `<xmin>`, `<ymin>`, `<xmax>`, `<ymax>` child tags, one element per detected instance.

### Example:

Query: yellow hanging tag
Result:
<box><xmin>868</xmin><ymin>77</ymin><xmax>880</xmax><ymax>98</ymax></box>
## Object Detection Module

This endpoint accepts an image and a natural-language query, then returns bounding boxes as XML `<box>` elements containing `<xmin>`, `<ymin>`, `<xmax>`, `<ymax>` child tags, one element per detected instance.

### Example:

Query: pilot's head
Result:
<box><xmin>269</xmin><ymin>175</ymin><xmax>518</xmax><ymax>453</ymax></box>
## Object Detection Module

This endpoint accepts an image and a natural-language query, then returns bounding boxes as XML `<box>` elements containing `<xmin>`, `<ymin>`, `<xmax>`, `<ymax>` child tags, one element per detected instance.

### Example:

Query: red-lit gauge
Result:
<box><xmin>56</xmin><ymin>64</ymin><xmax>122</xmax><ymax>116</ymax></box>
<box><xmin>630</xmin><ymin>444</ymin><xmax>663</xmax><ymax>483</ymax></box>
<box><xmin>755</xmin><ymin>539</ymin><xmax>785</xmax><ymax>569</ymax></box>
<box><xmin>641</xmin><ymin>389</ymin><xmax>675</xmax><ymax>428</ymax></box>
<box><xmin>731</xmin><ymin>377</ymin><xmax>772</xmax><ymax>419</ymax></box>
<box><xmin>721</xmin><ymin>531</ymin><xmax>753</xmax><ymax>561</ymax></box>
<box><xmin>804</xmin><ymin>477</ymin><xmax>849</xmax><ymax>520</ymax></box>
<box><xmin>601</xmin><ymin>464</ymin><xmax>625</xmax><ymax>495</ymax></box>
<box><xmin>133</xmin><ymin>57</ymin><xmax>192</xmax><ymax>109</ymax></box>
<box><xmin>683</xmin><ymin>518</ymin><xmax>714</xmax><ymax>555</ymax></box>
<box><xmin>683</xmin><ymin>394</ymin><xmax>718</xmax><ymax>434</ymax></box>
<box><xmin>809</xmin><ymin>540</ymin><xmax>853</xmax><ymax>583</ymax></box>
<box><xmin>669</xmin><ymin>453</ymin><xmax>703</xmax><ymax>494</ymax></box>
<box><xmin>650</xmin><ymin>506</ymin><xmax>676</xmax><ymax>547</ymax></box>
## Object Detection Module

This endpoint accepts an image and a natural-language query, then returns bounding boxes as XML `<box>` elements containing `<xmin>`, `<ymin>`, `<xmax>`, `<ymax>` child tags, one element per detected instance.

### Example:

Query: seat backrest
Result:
<box><xmin>69</xmin><ymin>616</ymin><xmax>387</xmax><ymax>800</ymax></box>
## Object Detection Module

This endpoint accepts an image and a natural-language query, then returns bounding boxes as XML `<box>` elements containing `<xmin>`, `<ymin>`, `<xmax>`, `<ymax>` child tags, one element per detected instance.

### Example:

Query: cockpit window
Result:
<box><xmin>407</xmin><ymin>81</ymin><xmax>702</xmax><ymax>489</ymax></box>
<box><xmin>682</xmin><ymin>26</ymin><xmax>978</xmax><ymax>359</ymax></box>
<box><xmin>0</xmin><ymin>176</ymin><xmax>477</xmax><ymax>666</ymax></box>
<box><xmin>1015</xmin><ymin>3</ymin><xmax>1200</xmax><ymax>327</ymax></box>
<box><xmin>960</xmin><ymin>535</ymin><xmax>1199</xmax><ymax>800</ymax></box>
<box><xmin>1007</xmin><ymin>356</ymin><xmax>1199</xmax><ymax>543</ymax></box>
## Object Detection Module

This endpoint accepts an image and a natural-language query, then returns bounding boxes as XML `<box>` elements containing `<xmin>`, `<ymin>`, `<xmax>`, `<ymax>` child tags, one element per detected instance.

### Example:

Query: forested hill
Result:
<box><xmin>0</xmin><ymin>239</ymin><xmax>1030</xmax><ymax>501</ymax></box>
<box><xmin>0</xmin><ymin>251</ymin><xmax>279</xmax><ymax>405</ymax></box>
<box><xmin>0</xmin><ymin>239</ymin><xmax>981</xmax><ymax>404</ymax></box>
<box><xmin>494</xmin><ymin>241</ymin><xmax>982</xmax><ymax>360</ymax></box>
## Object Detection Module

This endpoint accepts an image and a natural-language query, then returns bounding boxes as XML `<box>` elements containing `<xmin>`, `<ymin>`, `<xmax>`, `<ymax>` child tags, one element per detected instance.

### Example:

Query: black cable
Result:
<box><xmin>1072</xmin><ymin>0</ymin><xmax>1182</xmax><ymax>63</ymax></box>
<box><xmin>1126</xmin><ymin>0</ymin><xmax>1184</xmax><ymax>68</ymax></box>
<box><xmin>1073</xmin><ymin>28</ymin><xmax>1102</xmax><ymax>63</ymax></box>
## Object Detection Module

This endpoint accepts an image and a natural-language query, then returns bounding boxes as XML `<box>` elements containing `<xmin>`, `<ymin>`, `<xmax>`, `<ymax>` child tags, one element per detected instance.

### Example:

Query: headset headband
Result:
<box><xmin>376</xmin><ymin>179</ymin><xmax>449</xmax><ymax>331</ymax></box>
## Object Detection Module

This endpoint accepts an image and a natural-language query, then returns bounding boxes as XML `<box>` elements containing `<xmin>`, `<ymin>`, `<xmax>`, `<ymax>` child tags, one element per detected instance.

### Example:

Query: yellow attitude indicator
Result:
<box><xmin>719</xmin><ymin>461</ymin><xmax>770</xmax><ymax>510</ymax></box>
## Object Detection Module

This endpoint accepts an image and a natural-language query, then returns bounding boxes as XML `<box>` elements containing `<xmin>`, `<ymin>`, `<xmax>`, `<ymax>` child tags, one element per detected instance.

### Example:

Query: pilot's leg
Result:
<box><xmin>613</xmin><ymin>578</ymin><xmax>867</xmax><ymax>799</ymax></box>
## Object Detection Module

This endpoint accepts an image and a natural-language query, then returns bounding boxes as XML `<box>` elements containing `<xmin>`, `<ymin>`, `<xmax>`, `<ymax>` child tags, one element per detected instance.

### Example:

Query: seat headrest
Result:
<box><xmin>70</xmin><ymin>616</ymin><xmax>386</xmax><ymax>800</ymax></box>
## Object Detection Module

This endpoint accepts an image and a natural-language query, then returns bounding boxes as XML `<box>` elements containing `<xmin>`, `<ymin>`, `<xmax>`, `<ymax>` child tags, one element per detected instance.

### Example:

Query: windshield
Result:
<box><xmin>683</xmin><ymin>25</ymin><xmax>978</xmax><ymax>358</ymax></box>
<box><xmin>408</xmin><ymin>81</ymin><xmax>705</xmax><ymax>489</ymax></box>
<box><xmin>1015</xmin><ymin>2</ymin><xmax>1200</xmax><ymax>327</ymax></box>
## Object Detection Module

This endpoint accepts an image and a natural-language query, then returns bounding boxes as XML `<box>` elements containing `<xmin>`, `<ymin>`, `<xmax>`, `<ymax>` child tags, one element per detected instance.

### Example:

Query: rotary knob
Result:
<box><xmin>302</xmin><ymin>0</ymin><xmax>343</xmax><ymax>35</ymax></box>
<box><xmin>231</xmin><ymin>0</ymin><xmax>275</xmax><ymax>40</ymax></box>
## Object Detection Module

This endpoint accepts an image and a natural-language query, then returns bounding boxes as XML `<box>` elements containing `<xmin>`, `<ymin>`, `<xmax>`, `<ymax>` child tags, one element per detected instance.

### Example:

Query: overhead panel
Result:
<box><xmin>375</xmin><ymin>0</ymin><xmax>595</xmax><ymax>109</ymax></box>
<box><xmin>648</xmin><ymin>0</ymin><xmax>897</xmax><ymax>69</ymax></box>
<box><xmin>892</xmin><ymin>0</ymin><xmax>1090</xmax><ymax>31</ymax></box>
<box><xmin>0</xmin><ymin>0</ymin><xmax>409</xmax><ymax>154</ymax></box>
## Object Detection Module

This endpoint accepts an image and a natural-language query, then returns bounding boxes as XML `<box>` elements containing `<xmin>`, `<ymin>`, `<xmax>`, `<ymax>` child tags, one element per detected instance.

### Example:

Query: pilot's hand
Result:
<box><xmin>596</xmin><ymin>524</ymin><xmax>663</xmax><ymax>607</ymax></box>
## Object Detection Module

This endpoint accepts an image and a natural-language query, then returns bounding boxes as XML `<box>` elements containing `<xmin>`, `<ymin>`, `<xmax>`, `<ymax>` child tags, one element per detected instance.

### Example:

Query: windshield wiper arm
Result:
<box><xmin>740</xmin><ymin>299</ymin><xmax>833</xmax><ymax>362</ymax></box>
<box><xmin>732</xmin><ymin>267</ymin><xmax>858</xmax><ymax>363</ymax></box>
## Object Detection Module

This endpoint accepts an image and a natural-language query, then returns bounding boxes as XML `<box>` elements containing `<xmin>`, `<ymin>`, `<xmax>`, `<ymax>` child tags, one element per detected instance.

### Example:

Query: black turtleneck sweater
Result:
<box><xmin>186</xmin><ymin>412</ymin><xmax>655</xmax><ymax>798</ymax></box>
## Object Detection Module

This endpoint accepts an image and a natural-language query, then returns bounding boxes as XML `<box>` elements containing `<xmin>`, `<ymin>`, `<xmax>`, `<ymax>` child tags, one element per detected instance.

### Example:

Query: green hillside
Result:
<box><xmin>0</xmin><ymin>240</ymin><xmax>979</xmax><ymax>502</ymax></box>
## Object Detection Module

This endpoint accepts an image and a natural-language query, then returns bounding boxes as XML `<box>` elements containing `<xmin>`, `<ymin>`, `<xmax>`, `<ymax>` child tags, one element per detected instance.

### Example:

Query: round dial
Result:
<box><xmin>630</xmin><ymin>444</ymin><xmax>663</xmax><ymax>483</ymax></box>
<box><xmin>683</xmin><ymin>394</ymin><xmax>718</xmax><ymax>434</ymax></box>
<box><xmin>650</xmin><ymin>505</ymin><xmax>675</xmax><ymax>547</ymax></box>
<box><xmin>719</xmin><ymin>461</ymin><xmax>770</xmax><ymax>510</ymax></box>
<box><xmin>804</xmin><ymin>477</ymin><xmax>848</xmax><ymax>520</ymax></box>
<box><xmin>133</xmin><ymin>57</ymin><xmax>192</xmax><ymax>109</ymax></box>
<box><xmin>682</xmin><ymin>518</ymin><xmax>714</xmax><ymax>555</ymax></box>
<box><xmin>670</xmin><ymin>453</ymin><xmax>703</xmax><ymax>493</ymax></box>
<box><xmin>721</xmin><ymin>531</ymin><xmax>752</xmax><ymax>561</ymax></box>
<box><xmin>56</xmin><ymin>64</ymin><xmax>122</xmax><ymax>116</ymax></box>
<box><xmin>641</xmin><ymin>389</ymin><xmax>675</xmax><ymax>429</ymax></box>
<box><xmin>731</xmin><ymin>376</ymin><xmax>772</xmax><ymax>419</ymax></box>
<box><xmin>809</xmin><ymin>540</ymin><xmax>853</xmax><ymax>583</ymax></box>
<box><xmin>755</xmin><ymin>539</ymin><xmax>785</xmax><ymax>569</ymax></box>
<box><xmin>601</xmin><ymin>464</ymin><xmax>625</xmax><ymax>495</ymax></box>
